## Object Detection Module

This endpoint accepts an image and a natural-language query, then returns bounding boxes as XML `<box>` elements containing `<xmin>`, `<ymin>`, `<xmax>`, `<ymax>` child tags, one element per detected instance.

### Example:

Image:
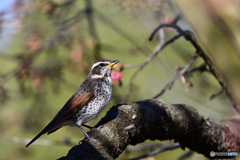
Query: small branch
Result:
<box><xmin>123</xmin><ymin>33</ymin><xmax>182</xmax><ymax>69</ymax></box>
<box><xmin>85</xmin><ymin>0</ymin><xmax>101</xmax><ymax>60</ymax></box>
<box><xmin>58</xmin><ymin>0</ymin><xmax>75</xmax><ymax>7</ymax></box>
<box><xmin>124</xmin><ymin>15</ymin><xmax>184</xmax><ymax>102</ymax></box>
<box><xmin>186</xmin><ymin>63</ymin><xmax>208</xmax><ymax>74</ymax></box>
<box><xmin>149</xmin><ymin>15</ymin><xmax>239</xmax><ymax>112</ymax></box>
<box><xmin>124</xmin><ymin>32</ymin><xmax>182</xmax><ymax>102</ymax></box>
<box><xmin>95</xmin><ymin>9</ymin><xmax>149</xmax><ymax>57</ymax></box>
<box><xmin>210</xmin><ymin>88</ymin><xmax>224</xmax><ymax>100</ymax></box>
<box><xmin>125</xmin><ymin>143</ymin><xmax>162</xmax><ymax>152</ymax></box>
<box><xmin>176</xmin><ymin>150</ymin><xmax>194</xmax><ymax>160</ymax></box>
<box><xmin>124</xmin><ymin>28</ymin><xmax>165</xmax><ymax>102</ymax></box>
<box><xmin>123</xmin><ymin>63</ymin><xmax>142</xmax><ymax>69</ymax></box>
<box><xmin>128</xmin><ymin>144</ymin><xmax>180</xmax><ymax>160</ymax></box>
<box><xmin>0</xmin><ymin>134</ymin><xmax>74</xmax><ymax>146</ymax></box>
<box><xmin>42</xmin><ymin>9</ymin><xmax>85</xmax><ymax>49</ymax></box>
<box><xmin>153</xmin><ymin>52</ymin><xmax>199</xmax><ymax>99</ymax></box>
<box><xmin>149</xmin><ymin>14</ymin><xmax>181</xmax><ymax>41</ymax></box>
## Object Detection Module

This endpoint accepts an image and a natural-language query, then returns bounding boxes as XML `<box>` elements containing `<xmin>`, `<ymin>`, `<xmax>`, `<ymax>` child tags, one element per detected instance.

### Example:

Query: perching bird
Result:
<box><xmin>26</xmin><ymin>59</ymin><xmax>119</xmax><ymax>147</ymax></box>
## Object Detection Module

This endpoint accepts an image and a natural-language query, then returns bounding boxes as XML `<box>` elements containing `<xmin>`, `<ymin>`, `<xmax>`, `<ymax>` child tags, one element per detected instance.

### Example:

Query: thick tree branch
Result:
<box><xmin>58</xmin><ymin>99</ymin><xmax>240</xmax><ymax>160</ymax></box>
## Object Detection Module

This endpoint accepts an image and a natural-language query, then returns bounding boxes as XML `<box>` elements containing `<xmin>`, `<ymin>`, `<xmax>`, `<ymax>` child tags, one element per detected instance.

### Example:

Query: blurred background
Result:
<box><xmin>0</xmin><ymin>0</ymin><xmax>238</xmax><ymax>159</ymax></box>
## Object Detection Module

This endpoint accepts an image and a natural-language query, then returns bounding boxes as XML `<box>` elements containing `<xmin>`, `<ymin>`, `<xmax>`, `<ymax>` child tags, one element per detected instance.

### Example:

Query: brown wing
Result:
<box><xmin>54</xmin><ymin>77</ymin><xmax>97</xmax><ymax>122</ymax></box>
<box><xmin>61</xmin><ymin>92</ymin><xmax>94</xmax><ymax>117</ymax></box>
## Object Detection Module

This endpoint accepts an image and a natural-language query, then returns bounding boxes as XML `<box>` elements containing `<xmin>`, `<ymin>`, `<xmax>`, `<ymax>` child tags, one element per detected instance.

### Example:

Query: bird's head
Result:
<box><xmin>89</xmin><ymin>59</ymin><xmax>120</xmax><ymax>79</ymax></box>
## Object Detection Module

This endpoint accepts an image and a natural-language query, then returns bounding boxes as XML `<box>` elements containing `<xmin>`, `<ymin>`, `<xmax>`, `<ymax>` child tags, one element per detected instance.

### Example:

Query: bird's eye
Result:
<box><xmin>100</xmin><ymin>63</ymin><xmax>106</xmax><ymax>67</ymax></box>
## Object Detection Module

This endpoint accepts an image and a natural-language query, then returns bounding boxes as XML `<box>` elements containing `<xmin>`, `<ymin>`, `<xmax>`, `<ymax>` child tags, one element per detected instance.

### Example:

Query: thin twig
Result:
<box><xmin>210</xmin><ymin>88</ymin><xmax>224</xmax><ymax>100</ymax></box>
<box><xmin>186</xmin><ymin>63</ymin><xmax>208</xmax><ymax>74</ymax></box>
<box><xmin>149</xmin><ymin>14</ymin><xmax>239</xmax><ymax>112</ymax></box>
<box><xmin>127</xmin><ymin>144</ymin><xmax>181</xmax><ymax>160</ymax></box>
<box><xmin>95</xmin><ymin>9</ymin><xmax>150</xmax><ymax>57</ymax></box>
<box><xmin>0</xmin><ymin>133</ymin><xmax>74</xmax><ymax>146</ymax></box>
<box><xmin>176</xmin><ymin>150</ymin><xmax>194</xmax><ymax>160</ymax></box>
<box><xmin>124</xmin><ymin>33</ymin><xmax>182</xmax><ymax>102</ymax></box>
<box><xmin>42</xmin><ymin>10</ymin><xmax>85</xmax><ymax>49</ymax></box>
<box><xmin>124</xmin><ymin>28</ymin><xmax>165</xmax><ymax>102</ymax></box>
<box><xmin>123</xmin><ymin>63</ymin><xmax>142</xmax><ymax>69</ymax></box>
<box><xmin>153</xmin><ymin>52</ymin><xmax>199</xmax><ymax>99</ymax></box>
<box><xmin>123</xmin><ymin>15</ymin><xmax>183</xmax><ymax>102</ymax></box>
<box><xmin>149</xmin><ymin>14</ymin><xmax>181</xmax><ymax>41</ymax></box>
<box><xmin>124</xmin><ymin>33</ymin><xmax>182</xmax><ymax>69</ymax></box>
<box><xmin>58</xmin><ymin>0</ymin><xmax>75</xmax><ymax>7</ymax></box>
<box><xmin>85</xmin><ymin>0</ymin><xmax>101</xmax><ymax>60</ymax></box>
<box><xmin>125</xmin><ymin>143</ymin><xmax>163</xmax><ymax>152</ymax></box>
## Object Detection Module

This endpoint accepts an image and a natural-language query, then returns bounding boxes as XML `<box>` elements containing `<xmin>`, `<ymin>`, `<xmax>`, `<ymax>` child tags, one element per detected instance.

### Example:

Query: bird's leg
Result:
<box><xmin>78</xmin><ymin>125</ymin><xmax>91</xmax><ymax>140</ymax></box>
<box><xmin>82</xmin><ymin>124</ymin><xmax>93</xmax><ymax>129</ymax></box>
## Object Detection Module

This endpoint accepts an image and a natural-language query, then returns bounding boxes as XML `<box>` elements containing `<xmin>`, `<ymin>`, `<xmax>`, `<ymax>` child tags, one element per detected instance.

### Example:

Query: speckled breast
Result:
<box><xmin>77</xmin><ymin>77</ymin><xmax>112</xmax><ymax>124</ymax></box>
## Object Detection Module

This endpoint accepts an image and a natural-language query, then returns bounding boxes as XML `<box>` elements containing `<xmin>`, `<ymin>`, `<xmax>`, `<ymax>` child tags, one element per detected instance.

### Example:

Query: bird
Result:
<box><xmin>26</xmin><ymin>59</ymin><xmax>120</xmax><ymax>147</ymax></box>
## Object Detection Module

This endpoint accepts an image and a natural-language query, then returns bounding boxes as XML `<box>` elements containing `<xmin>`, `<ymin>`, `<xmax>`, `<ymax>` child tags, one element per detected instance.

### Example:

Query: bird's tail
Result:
<box><xmin>25</xmin><ymin>130</ymin><xmax>46</xmax><ymax>147</ymax></box>
<box><xmin>25</xmin><ymin>120</ymin><xmax>61</xmax><ymax>147</ymax></box>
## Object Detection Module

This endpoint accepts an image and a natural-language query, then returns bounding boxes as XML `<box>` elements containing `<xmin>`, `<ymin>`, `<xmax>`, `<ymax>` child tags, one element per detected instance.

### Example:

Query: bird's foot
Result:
<box><xmin>78</xmin><ymin>136</ymin><xmax>95</xmax><ymax>145</ymax></box>
<box><xmin>79</xmin><ymin>139</ymin><xmax>83</xmax><ymax>145</ymax></box>
<box><xmin>82</xmin><ymin>124</ymin><xmax>93</xmax><ymax>129</ymax></box>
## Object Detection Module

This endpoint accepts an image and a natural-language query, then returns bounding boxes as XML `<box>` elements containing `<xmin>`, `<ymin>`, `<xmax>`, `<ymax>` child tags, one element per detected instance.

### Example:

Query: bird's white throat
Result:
<box><xmin>91</xmin><ymin>74</ymin><xmax>104</xmax><ymax>79</ymax></box>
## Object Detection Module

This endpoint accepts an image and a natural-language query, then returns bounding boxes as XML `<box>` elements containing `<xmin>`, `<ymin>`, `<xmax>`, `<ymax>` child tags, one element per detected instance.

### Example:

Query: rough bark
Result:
<box><xmin>58</xmin><ymin>99</ymin><xmax>240</xmax><ymax>160</ymax></box>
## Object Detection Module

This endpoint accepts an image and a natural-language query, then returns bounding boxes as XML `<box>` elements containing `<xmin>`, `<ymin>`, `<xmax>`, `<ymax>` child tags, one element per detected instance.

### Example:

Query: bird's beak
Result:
<box><xmin>108</xmin><ymin>60</ymin><xmax>120</xmax><ymax>67</ymax></box>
